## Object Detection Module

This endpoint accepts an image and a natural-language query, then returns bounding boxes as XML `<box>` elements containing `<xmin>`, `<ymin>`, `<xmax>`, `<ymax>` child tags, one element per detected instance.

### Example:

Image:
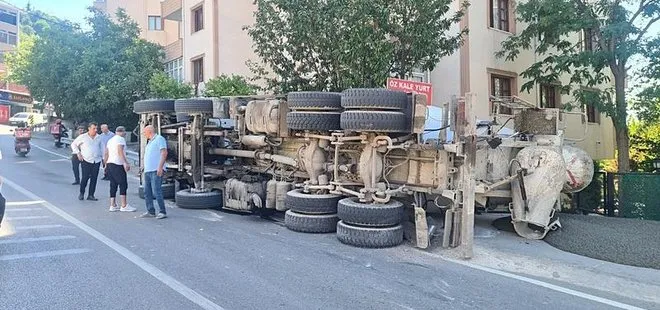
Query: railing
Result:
<box><xmin>161</xmin><ymin>0</ymin><xmax>182</xmax><ymax>21</ymax></box>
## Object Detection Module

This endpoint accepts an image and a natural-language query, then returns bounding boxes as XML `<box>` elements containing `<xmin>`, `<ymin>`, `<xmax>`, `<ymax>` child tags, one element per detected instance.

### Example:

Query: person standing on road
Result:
<box><xmin>103</xmin><ymin>126</ymin><xmax>136</xmax><ymax>212</ymax></box>
<box><xmin>71</xmin><ymin>126</ymin><xmax>85</xmax><ymax>185</ymax></box>
<box><xmin>71</xmin><ymin>122</ymin><xmax>103</xmax><ymax>201</ymax></box>
<box><xmin>141</xmin><ymin>125</ymin><xmax>168</xmax><ymax>219</ymax></box>
<box><xmin>99</xmin><ymin>124</ymin><xmax>115</xmax><ymax>181</ymax></box>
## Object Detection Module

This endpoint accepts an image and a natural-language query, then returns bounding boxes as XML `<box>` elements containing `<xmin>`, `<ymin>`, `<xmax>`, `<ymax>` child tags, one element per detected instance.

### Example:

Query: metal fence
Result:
<box><xmin>574</xmin><ymin>171</ymin><xmax>660</xmax><ymax>221</ymax></box>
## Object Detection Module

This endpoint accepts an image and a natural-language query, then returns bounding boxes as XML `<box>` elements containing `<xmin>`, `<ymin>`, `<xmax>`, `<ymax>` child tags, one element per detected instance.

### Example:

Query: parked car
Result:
<box><xmin>8</xmin><ymin>112</ymin><xmax>48</xmax><ymax>127</ymax></box>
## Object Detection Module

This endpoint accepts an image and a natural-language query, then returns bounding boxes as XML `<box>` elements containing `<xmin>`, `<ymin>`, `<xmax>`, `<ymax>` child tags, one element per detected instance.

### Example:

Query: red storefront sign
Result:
<box><xmin>386</xmin><ymin>78</ymin><xmax>433</xmax><ymax>105</ymax></box>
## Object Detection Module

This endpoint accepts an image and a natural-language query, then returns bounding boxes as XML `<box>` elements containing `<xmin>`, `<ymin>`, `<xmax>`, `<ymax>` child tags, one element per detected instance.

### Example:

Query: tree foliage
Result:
<box><xmin>148</xmin><ymin>72</ymin><xmax>193</xmax><ymax>99</ymax></box>
<box><xmin>246</xmin><ymin>0</ymin><xmax>468</xmax><ymax>93</ymax></box>
<box><xmin>203</xmin><ymin>75</ymin><xmax>259</xmax><ymax>97</ymax></box>
<box><xmin>7</xmin><ymin>8</ymin><xmax>164</xmax><ymax>127</ymax></box>
<box><xmin>628</xmin><ymin>118</ymin><xmax>660</xmax><ymax>172</ymax></box>
<box><xmin>497</xmin><ymin>0</ymin><xmax>660</xmax><ymax>172</ymax></box>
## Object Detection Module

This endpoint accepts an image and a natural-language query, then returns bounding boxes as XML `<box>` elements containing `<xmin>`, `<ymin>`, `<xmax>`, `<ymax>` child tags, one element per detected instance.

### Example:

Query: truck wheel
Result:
<box><xmin>175</xmin><ymin>189</ymin><xmax>222</xmax><ymax>209</ymax></box>
<box><xmin>139</xmin><ymin>183</ymin><xmax>175</xmax><ymax>200</ymax></box>
<box><xmin>285</xmin><ymin>210</ymin><xmax>338</xmax><ymax>233</ymax></box>
<box><xmin>285</xmin><ymin>189</ymin><xmax>341</xmax><ymax>214</ymax></box>
<box><xmin>337</xmin><ymin>197</ymin><xmax>404</xmax><ymax>227</ymax></box>
<box><xmin>336</xmin><ymin>221</ymin><xmax>404</xmax><ymax>248</ymax></box>
<box><xmin>133</xmin><ymin>99</ymin><xmax>175</xmax><ymax>114</ymax></box>
<box><xmin>175</xmin><ymin>98</ymin><xmax>214</xmax><ymax>114</ymax></box>
<box><xmin>286</xmin><ymin>111</ymin><xmax>341</xmax><ymax>131</ymax></box>
<box><xmin>341</xmin><ymin>88</ymin><xmax>408</xmax><ymax>110</ymax></box>
<box><xmin>176</xmin><ymin>113</ymin><xmax>191</xmax><ymax>123</ymax></box>
<box><xmin>287</xmin><ymin>92</ymin><xmax>342</xmax><ymax>110</ymax></box>
<box><xmin>340</xmin><ymin>110</ymin><xmax>408</xmax><ymax>132</ymax></box>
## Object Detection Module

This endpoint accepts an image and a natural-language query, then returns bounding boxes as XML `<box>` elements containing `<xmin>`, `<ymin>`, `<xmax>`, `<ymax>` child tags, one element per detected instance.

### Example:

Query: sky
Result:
<box><xmin>5</xmin><ymin>0</ymin><xmax>91</xmax><ymax>25</ymax></box>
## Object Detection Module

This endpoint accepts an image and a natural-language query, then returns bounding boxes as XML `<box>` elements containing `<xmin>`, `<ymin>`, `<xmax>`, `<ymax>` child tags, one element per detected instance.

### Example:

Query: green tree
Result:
<box><xmin>203</xmin><ymin>75</ymin><xmax>258</xmax><ymax>97</ymax></box>
<box><xmin>148</xmin><ymin>72</ymin><xmax>193</xmax><ymax>99</ymax></box>
<box><xmin>497</xmin><ymin>1</ymin><xmax>660</xmax><ymax>172</ymax></box>
<box><xmin>245</xmin><ymin>0</ymin><xmax>468</xmax><ymax>93</ymax></box>
<box><xmin>7</xmin><ymin>8</ymin><xmax>164</xmax><ymax>126</ymax></box>
<box><xmin>628</xmin><ymin>118</ymin><xmax>660</xmax><ymax>171</ymax></box>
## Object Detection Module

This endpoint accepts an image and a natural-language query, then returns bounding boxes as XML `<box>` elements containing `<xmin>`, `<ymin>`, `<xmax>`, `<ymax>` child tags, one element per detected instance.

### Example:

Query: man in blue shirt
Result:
<box><xmin>141</xmin><ymin>125</ymin><xmax>168</xmax><ymax>219</ymax></box>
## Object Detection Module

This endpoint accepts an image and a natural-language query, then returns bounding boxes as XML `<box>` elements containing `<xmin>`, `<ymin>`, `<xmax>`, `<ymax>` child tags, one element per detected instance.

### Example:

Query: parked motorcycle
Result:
<box><xmin>14</xmin><ymin>126</ymin><xmax>31</xmax><ymax>157</ymax></box>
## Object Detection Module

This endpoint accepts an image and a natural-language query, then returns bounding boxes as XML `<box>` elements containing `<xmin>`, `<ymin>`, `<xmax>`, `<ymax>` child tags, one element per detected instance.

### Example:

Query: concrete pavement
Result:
<box><xmin>0</xmin><ymin>132</ymin><xmax>656</xmax><ymax>310</ymax></box>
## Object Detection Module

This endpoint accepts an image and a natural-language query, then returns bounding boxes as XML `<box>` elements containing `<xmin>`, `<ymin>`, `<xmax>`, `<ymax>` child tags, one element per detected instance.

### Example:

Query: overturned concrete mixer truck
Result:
<box><xmin>132</xmin><ymin>89</ymin><xmax>593</xmax><ymax>253</ymax></box>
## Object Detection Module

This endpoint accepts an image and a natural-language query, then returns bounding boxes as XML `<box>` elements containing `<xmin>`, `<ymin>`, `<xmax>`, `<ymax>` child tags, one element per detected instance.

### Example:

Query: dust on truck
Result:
<box><xmin>133</xmin><ymin>89</ymin><xmax>593</xmax><ymax>256</ymax></box>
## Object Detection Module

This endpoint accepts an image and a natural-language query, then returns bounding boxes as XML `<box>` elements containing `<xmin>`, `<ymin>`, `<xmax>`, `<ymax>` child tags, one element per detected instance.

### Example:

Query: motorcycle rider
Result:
<box><xmin>52</xmin><ymin>119</ymin><xmax>68</xmax><ymax>148</ymax></box>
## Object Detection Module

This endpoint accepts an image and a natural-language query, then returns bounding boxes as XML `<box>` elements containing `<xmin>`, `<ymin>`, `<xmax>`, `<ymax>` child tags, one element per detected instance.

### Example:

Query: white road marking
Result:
<box><xmin>5</xmin><ymin>216</ymin><xmax>50</xmax><ymax>220</ymax></box>
<box><xmin>49</xmin><ymin>158</ymin><xmax>69</xmax><ymax>162</ymax></box>
<box><xmin>6</xmin><ymin>201</ymin><xmax>46</xmax><ymax>206</ymax></box>
<box><xmin>15</xmin><ymin>224</ymin><xmax>63</xmax><ymax>230</ymax></box>
<box><xmin>423</xmin><ymin>252</ymin><xmax>646</xmax><ymax>310</ymax></box>
<box><xmin>0</xmin><ymin>235</ymin><xmax>77</xmax><ymax>244</ymax></box>
<box><xmin>2</xmin><ymin>176</ymin><xmax>226</xmax><ymax>310</ymax></box>
<box><xmin>4</xmin><ymin>208</ymin><xmax>42</xmax><ymax>212</ymax></box>
<box><xmin>15</xmin><ymin>161</ymin><xmax>36</xmax><ymax>164</ymax></box>
<box><xmin>32</xmin><ymin>143</ymin><xmax>141</xmax><ymax>181</ymax></box>
<box><xmin>0</xmin><ymin>248</ymin><xmax>92</xmax><ymax>261</ymax></box>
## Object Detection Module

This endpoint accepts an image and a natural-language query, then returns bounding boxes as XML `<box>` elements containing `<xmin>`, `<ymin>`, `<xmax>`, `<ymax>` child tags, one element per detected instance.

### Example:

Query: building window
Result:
<box><xmin>148</xmin><ymin>16</ymin><xmax>162</xmax><ymax>31</ymax></box>
<box><xmin>192</xmin><ymin>57</ymin><xmax>204</xmax><ymax>84</ymax></box>
<box><xmin>540</xmin><ymin>84</ymin><xmax>559</xmax><ymax>108</ymax></box>
<box><xmin>192</xmin><ymin>6</ymin><xmax>204</xmax><ymax>33</ymax></box>
<box><xmin>491</xmin><ymin>74</ymin><xmax>513</xmax><ymax>114</ymax></box>
<box><xmin>490</xmin><ymin>0</ymin><xmax>510</xmax><ymax>32</ymax></box>
<box><xmin>583</xmin><ymin>28</ymin><xmax>597</xmax><ymax>51</ymax></box>
<box><xmin>0</xmin><ymin>30</ymin><xmax>16</xmax><ymax>46</ymax></box>
<box><xmin>586</xmin><ymin>104</ymin><xmax>600</xmax><ymax>124</ymax></box>
<box><xmin>165</xmin><ymin>57</ymin><xmax>184</xmax><ymax>83</ymax></box>
<box><xmin>0</xmin><ymin>9</ymin><xmax>17</xmax><ymax>26</ymax></box>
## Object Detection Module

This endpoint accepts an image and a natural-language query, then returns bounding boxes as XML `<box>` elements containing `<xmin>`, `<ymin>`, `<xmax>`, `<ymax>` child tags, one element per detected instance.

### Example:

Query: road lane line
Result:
<box><xmin>5</xmin><ymin>216</ymin><xmax>51</xmax><ymax>220</ymax></box>
<box><xmin>15</xmin><ymin>225</ymin><xmax>63</xmax><ymax>230</ymax></box>
<box><xmin>49</xmin><ymin>159</ymin><xmax>69</xmax><ymax>162</ymax></box>
<box><xmin>422</xmin><ymin>251</ymin><xmax>645</xmax><ymax>310</ymax></box>
<box><xmin>0</xmin><ymin>235</ymin><xmax>77</xmax><ymax>244</ymax></box>
<box><xmin>15</xmin><ymin>161</ymin><xmax>36</xmax><ymax>164</ymax></box>
<box><xmin>6</xmin><ymin>201</ymin><xmax>46</xmax><ymax>206</ymax></box>
<box><xmin>32</xmin><ymin>144</ymin><xmax>141</xmax><ymax>181</ymax></box>
<box><xmin>0</xmin><ymin>249</ymin><xmax>92</xmax><ymax>261</ymax></box>
<box><xmin>2</xmin><ymin>176</ymin><xmax>226</xmax><ymax>310</ymax></box>
<box><xmin>4</xmin><ymin>208</ymin><xmax>42</xmax><ymax>212</ymax></box>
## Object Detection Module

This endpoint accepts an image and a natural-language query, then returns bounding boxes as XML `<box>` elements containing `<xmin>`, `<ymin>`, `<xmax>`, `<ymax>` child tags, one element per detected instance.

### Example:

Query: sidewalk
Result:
<box><xmin>417</xmin><ymin>214</ymin><xmax>660</xmax><ymax>307</ymax></box>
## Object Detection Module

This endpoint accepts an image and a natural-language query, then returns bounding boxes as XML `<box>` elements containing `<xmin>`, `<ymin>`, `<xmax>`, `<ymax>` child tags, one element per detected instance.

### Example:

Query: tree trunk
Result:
<box><xmin>613</xmin><ymin>71</ymin><xmax>630</xmax><ymax>172</ymax></box>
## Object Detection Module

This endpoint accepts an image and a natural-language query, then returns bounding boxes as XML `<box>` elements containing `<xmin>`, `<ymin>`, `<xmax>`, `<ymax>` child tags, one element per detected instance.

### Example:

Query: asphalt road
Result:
<box><xmin>0</xmin><ymin>132</ymin><xmax>650</xmax><ymax>310</ymax></box>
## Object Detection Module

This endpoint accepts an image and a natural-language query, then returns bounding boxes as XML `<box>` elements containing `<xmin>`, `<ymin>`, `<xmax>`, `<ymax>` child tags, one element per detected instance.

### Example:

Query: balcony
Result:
<box><xmin>161</xmin><ymin>0</ymin><xmax>182</xmax><ymax>21</ymax></box>
<box><xmin>93</xmin><ymin>0</ymin><xmax>106</xmax><ymax>11</ymax></box>
<box><xmin>164</xmin><ymin>39</ymin><xmax>183</xmax><ymax>62</ymax></box>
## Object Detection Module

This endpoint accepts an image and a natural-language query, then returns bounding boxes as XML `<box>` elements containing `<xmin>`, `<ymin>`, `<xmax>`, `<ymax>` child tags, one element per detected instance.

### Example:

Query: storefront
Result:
<box><xmin>0</xmin><ymin>89</ymin><xmax>33</xmax><ymax>115</ymax></box>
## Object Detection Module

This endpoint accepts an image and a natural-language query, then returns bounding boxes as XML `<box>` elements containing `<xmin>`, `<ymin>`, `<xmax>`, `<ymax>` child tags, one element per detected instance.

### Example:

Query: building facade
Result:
<box><xmin>94</xmin><ymin>0</ymin><xmax>615</xmax><ymax>160</ymax></box>
<box><xmin>0</xmin><ymin>1</ymin><xmax>34</xmax><ymax>118</ymax></box>
<box><xmin>94</xmin><ymin>0</ymin><xmax>257</xmax><ymax>88</ymax></box>
<box><xmin>428</xmin><ymin>0</ymin><xmax>615</xmax><ymax>160</ymax></box>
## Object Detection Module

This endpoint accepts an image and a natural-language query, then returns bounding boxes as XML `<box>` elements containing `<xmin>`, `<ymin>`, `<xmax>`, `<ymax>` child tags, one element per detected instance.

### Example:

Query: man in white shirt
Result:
<box><xmin>71</xmin><ymin>122</ymin><xmax>104</xmax><ymax>201</ymax></box>
<box><xmin>103</xmin><ymin>126</ymin><xmax>136</xmax><ymax>212</ymax></box>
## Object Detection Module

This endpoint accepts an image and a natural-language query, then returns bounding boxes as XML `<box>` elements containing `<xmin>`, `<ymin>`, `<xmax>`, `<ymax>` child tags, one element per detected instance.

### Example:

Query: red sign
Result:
<box><xmin>0</xmin><ymin>105</ymin><xmax>9</xmax><ymax>124</ymax></box>
<box><xmin>387</xmin><ymin>78</ymin><xmax>433</xmax><ymax>105</ymax></box>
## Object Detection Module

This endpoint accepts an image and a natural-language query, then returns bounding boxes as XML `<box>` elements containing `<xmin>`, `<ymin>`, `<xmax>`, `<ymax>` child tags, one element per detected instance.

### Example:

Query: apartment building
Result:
<box><xmin>0</xmin><ymin>1</ymin><xmax>33</xmax><ymax>117</ymax></box>
<box><xmin>428</xmin><ymin>0</ymin><xmax>615</xmax><ymax>160</ymax></box>
<box><xmin>94</xmin><ymin>0</ymin><xmax>257</xmax><ymax>88</ymax></box>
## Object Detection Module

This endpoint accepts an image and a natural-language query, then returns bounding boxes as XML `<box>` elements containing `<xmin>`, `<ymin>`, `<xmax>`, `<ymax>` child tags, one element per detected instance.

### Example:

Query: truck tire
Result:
<box><xmin>286</xmin><ymin>111</ymin><xmax>341</xmax><ymax>131</ymax></box>
<box><xmin>285</xmin><ymin>189</ymin><xmax>341</xmax><ymax>214</ymax></box>
<box><xmin>336</xmin><ymin>221</ymin><xmax>404</xmax><ymax>248</ymax></box>
<box><xmin>287</xmin><ymin>92</ymin><xmax>342</xmax><ymax>110</ymax></box>
<box><xmin>138</xmin><ymin>183</ymin><xmax>175</xmax><ymax>200</ymax></box>
<box><xmin>337</xmin><ymin>197</ymin><xmax>404</xmax><ymax>227</ymax></box>
<box><xmin>175</xmin><ymin>98</ymin><xmax>214</xmax><ymax>114</ymax></box>
<box><xmin>175</xmin><ymin>189</ymin><xmax>222</xmax><ymax>209</ymax></box>
<box><xmin>341</xmin><ymin>88</ymin><xmax>408</xmax><ymax>110</ymax></box>
<box><xmin>340</xmin><ymin>110</ymin><xmax>408</xmax><ymax>132</ymax></box>
<box><xmin>176</xmin><ymin>112</ymin><xmax>191</xmax><ymax>123</ymax></box>
<box><xmin>285</xmin><ymin>210</ymin><xmax>338</xmax><ymax>233</ymax></box>
<box><xmin>133</xmin><ymin>99</ymin><xmax>175</xmax><ymax>114</ymax></box>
